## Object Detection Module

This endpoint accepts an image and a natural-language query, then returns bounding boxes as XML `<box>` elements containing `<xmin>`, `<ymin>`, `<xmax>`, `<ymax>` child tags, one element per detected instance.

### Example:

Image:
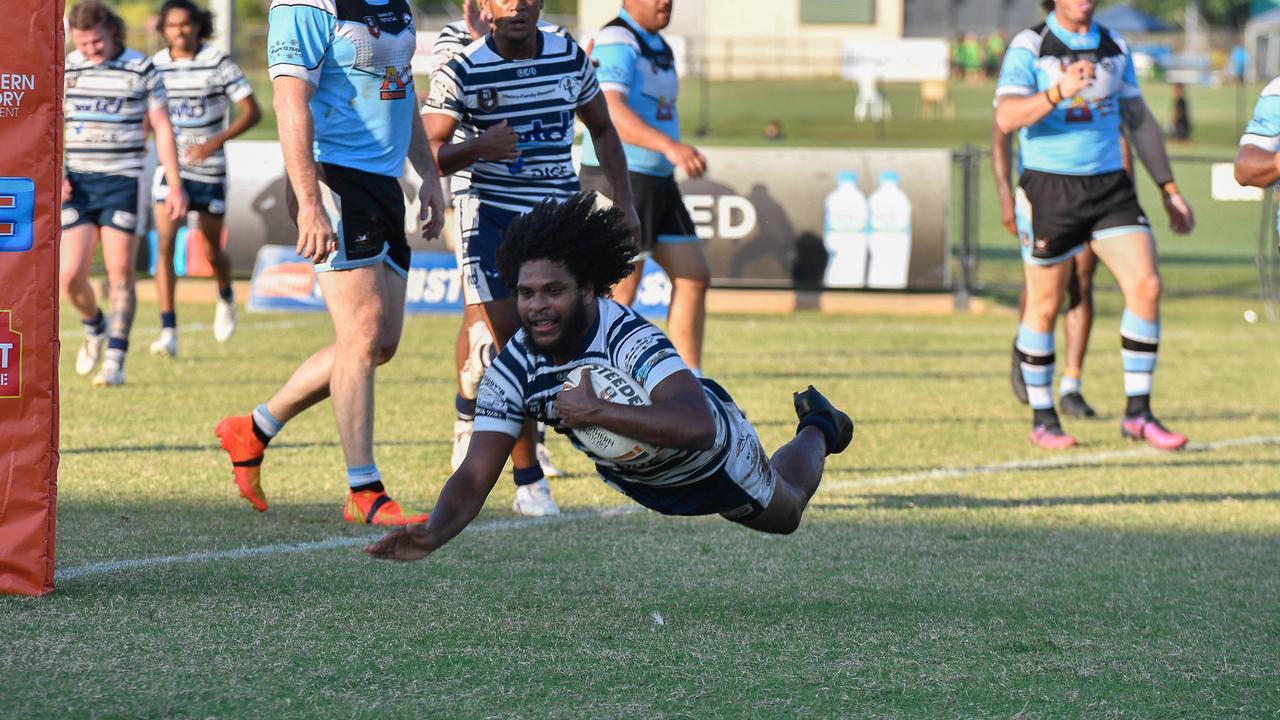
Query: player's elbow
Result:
<box><xmin>1234</xmin><ymin>156</ymin><xmax>1266</xmax><ymax>187</ymax></box>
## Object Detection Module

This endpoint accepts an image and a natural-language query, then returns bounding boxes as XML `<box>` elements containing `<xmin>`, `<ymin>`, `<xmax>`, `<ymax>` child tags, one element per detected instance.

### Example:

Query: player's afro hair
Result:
<box><xmin>496</xmin><ymin>191</ymin><xmax>638</xmax><ymax>297</ymax></box>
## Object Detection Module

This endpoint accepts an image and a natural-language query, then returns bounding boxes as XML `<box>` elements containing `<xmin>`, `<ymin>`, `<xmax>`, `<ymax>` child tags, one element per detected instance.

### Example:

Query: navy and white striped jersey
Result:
<box><xmin>152</xmin><ymin>45</ymin><xmax>254</xmax><ymax>183</ymax></box>
<box><xmin>474</xmin><ymin>298</ymin><xmax>734</xmax><ymax>489</ymax></box>
<box><xmin>423</xmin><ymin>30</ymin><xmax>599</xmax><ymax>212</ymax></box>
<box><xmin>426</xmin><ymin>20</ymin><xmax>570</xmax><ymax>200</ymax></box>
<box><xmin>64</xmin><ymin>48</ymin><xmax>167</xmax><ymax>177</ymax></box>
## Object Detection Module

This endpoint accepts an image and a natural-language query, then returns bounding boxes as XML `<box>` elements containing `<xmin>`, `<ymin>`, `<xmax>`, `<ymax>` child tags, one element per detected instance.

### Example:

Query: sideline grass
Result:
<box><xmin>1</xmin><ymin>295</ymin><xmax>1277</xmax><ymax>717</ymax></box>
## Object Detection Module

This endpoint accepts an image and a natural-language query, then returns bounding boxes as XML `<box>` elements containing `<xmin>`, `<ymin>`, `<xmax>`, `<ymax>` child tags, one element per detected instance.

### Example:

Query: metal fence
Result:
<box><xmin>951</xmin><ymin>146</ymin><xmax>1280</xmax><ymax>319</ymax></box>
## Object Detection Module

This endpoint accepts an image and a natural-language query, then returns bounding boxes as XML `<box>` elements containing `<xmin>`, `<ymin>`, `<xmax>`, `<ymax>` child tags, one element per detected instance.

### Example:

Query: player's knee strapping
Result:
<box><xmin>1015</xmin><ymin>324</ymin><xmax>1055</xmax><ymax>410</ymax></box>
<box><xmin>1120</xmin><ymin>309</ymin><xmax>1159</xmax><ymax>401</ymax></box>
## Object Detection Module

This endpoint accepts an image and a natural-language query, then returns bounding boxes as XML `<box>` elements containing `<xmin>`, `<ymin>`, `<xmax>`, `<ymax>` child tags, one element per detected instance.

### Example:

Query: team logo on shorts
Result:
<box><xmin>364</xmin><ymin>15</ymin><xmax>381</xmax><ymax>37</ymax></box>
<box><xmin>208</xmin><ymin>199</ymin><xmax>226</xmax><ymax>215</ymax></box>
<box><xmin>112</xmin><ymin>210</ymin><xmax>137</xmax><ymax>231</ymax></box>
<box><xmin>61</xmin><ymin>207</ymin><xmax>80</xmax><ymax>227</ymax></box>
<box><xmin>478</xmin><ymin>88</ymin><xmax>498</xmax><ymax>111</ymax></box>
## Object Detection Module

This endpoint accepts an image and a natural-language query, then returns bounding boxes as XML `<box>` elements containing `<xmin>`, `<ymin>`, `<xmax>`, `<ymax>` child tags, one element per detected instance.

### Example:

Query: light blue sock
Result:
<box><xmin>1015</xmin><ymin>324</ymin><xmax>1055</xmax><ymax>411</ymax></box>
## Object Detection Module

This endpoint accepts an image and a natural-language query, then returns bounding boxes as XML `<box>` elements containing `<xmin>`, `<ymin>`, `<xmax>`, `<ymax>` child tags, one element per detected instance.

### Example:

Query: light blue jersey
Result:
<box><xmin>1240</xmin><ymin>77</ymin><xmax>1280</xmax><ymax>231</ymax></box>
<box><xmin>995</xmin><ymin>13</ymin><xmax>1141</xmax><ymax>176</ymax></box>
<box><xmin>267</xmin><ymin>0</ymin><xmax>417</xmax><ymax>178</ymax></box>
<box><xmin>580</xmin><ymin>10</ymin><xmax>680</xmax><ymax>177</ymax></box>
<box><xmin>424</xmin><ymin>30</ymin><xmax>599</xmax><ymax>212</ymax></box>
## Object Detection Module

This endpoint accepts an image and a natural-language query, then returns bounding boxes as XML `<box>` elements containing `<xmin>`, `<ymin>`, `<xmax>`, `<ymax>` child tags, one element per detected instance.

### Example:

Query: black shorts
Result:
<box><xmin>579</xmin><ymin>165</ymin><xmax>699</xmax><ymax>255</ymax></box>
<box><xmin>1015</xmin><ymin>169</ymin><xmax>1150</xmax><ymax>266</ymax></box>
<box><xmin>286</xmin><ymin>163</ymin><xmax>409</xmax><ymax>277</ymax></box>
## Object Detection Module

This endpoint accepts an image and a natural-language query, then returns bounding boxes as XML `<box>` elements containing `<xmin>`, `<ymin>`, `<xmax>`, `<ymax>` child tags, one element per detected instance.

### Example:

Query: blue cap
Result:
<box><xmin>879</xmin><ymin>170</ymin><xmax>900</xmax><ymax>184</ymax></box>
<box><xmin>837</xmin><ymin>170</ymin><xmax>858</xmax><ymax>184</ymax></box>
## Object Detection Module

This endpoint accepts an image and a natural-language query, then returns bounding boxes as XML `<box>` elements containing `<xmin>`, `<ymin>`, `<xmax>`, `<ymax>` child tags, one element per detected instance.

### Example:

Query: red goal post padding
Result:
<box><xmin>0</xmin><ymin>0</ymin><xmax>63</xmax><ymax>595</ymax></box>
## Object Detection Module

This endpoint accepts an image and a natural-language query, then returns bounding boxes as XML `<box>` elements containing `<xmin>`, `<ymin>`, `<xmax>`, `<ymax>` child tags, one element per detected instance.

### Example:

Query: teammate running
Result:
<box><xmin>580</xmin><ymin>0</ymin><xmax>712</xmax><ymax>376</ymax></box>
<box><xmin>215</xmin><ymin>0</ymin><xmax>446</xmax><ymax>524</ymax></box>
<box><xmin>365</xmin><ymin>193</ymin><xmax>854</xmax><ymax>562</ymax></box>
<box><xmin>428</xmin><ymin>0</ymin><xmax>568</xmax><ymax>479</ymax></box>
<box><xmin>149</xmin><ymin>0</ymin><xmax>261</xmax><ymax>358</ymax></box>
<box><xmin>423</xmin><ymin>0</ymin><xmax>640</xmax><ymax>517</ymax></box>
<box><xmin>996</xmin><ymin>0</ymin><xmax>1194</xmax><ymax>449</ymax></box>
<box><xmin>62</xmin><ymin>0</ymin><xmax>188</xmax><ymax>387</ymax></box>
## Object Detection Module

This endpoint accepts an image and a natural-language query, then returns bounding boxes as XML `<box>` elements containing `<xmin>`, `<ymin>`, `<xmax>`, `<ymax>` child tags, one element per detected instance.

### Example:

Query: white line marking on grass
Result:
<box><xmin>54</xmin><ymin>435</ymin><xmax>1280</xmax><ymax>583</ymax></box>
<box><xmin>61</xmin><ymin>318</ymin><xmax>313</xmax><ymax>339</ymax></box>
<box><xmin>824</xmin><ymin>434</ymin><xmax>1280</xmax><ymax>491</ymax></box>
<box><xmin>54</xmin><ymin>506</ymin><xmax>643</xmax><ymax>583</ymax></box>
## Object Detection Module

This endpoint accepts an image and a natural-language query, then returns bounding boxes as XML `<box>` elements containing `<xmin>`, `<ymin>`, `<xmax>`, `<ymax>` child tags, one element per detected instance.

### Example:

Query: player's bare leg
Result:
<box><xmin>150</xmin><ymin>201</ymin><xmax>180</xmax><ymax>357</ymax></box>
<box><xmin>610</xmin><ymin>260</ymin><xmax>643</xmax><ymax>304</ymax></box>
<box><xmin>1059</xmin><ymin>247</ymin><xmax>1097</xmax><ymax>417</ymax></box>
<box><xmin>61</xmin><ymin>223</ymin><xmax>108</xmax><ymax>376</ymax></box>
<box><xmin>93</xmin><ymin>227</ymin><xmax>138</xmax><ymax>387</ymax></box>
<box><xmin>198</xmin><ymin>211</ymin><xmax>238</xmax><ymax>342</ymax></box>
<box><xmin>652</xmin><ymin>241</ymin><xmax>710</xmax><ymax>372</ymax></box>
<box><xmin>1090</xmin><ymin>232</ymin><xmax>1186</xmax><ymax>449</ymax></box>
<box><xmin>739</xmin><ymin>386</ymin><xmax>853</xmax><ymax>535</ymax></box>
<box><xmin>1020</xmin><ymin>259</ymin><xmax>1074</xmax><ymax>447</ymax></box>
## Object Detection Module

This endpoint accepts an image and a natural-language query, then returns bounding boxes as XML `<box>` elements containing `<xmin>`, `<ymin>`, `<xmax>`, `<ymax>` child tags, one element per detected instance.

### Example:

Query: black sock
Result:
<box><xmin>513</xmin><ymin>465</ymin><xmax>543</xmax><ymax>487</ymax></box>
<box><xmin>1125</xmin><ymin>394</ymin><xmax>1151</xmax><ymax>418</ymax></box>
<box><xmin>797</xmin><ymin>415</ymin><xmax>837</xmax><ymax>454</ymax></box>
<box><xmin>350</xmin><ymin>480</ymin><xmax>385</xmax><ymax>493</ymax></box>
<box><xmin>250</xmin><ymin>417</ymin><xmax>274</xmax><ymax>446</ymax></box>
<box><xmin>1032</xmin><ymin>408</ymin><xmax>1061</xmax><ymax>429</ymax></box>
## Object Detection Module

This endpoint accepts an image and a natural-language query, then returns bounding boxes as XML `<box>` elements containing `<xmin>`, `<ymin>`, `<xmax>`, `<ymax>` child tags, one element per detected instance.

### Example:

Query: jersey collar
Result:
<box><xmin>1046</xmin><ymin>11</ymin><xmax>1099</xmax><ymax>51</ymax></box>
<box><xmin>618</xmin><ymin>8</ymin><xmax>665</xmax><ymax>47</ymax></box>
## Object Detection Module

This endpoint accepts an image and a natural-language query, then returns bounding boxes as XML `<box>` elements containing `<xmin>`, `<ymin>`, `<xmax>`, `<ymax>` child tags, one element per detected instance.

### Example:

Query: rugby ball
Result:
<box><xmin>561</xmin><ymin>364</ymin><xmax>656</xmax><ymax>462</ymax></box>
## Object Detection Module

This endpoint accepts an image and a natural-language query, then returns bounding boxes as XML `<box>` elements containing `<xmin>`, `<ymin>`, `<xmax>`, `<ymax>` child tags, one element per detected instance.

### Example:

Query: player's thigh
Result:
<box><xmin>480</xmin><ymin>297</ymin><xmax>520</xmax><ymax>346</ymax></box>
<box><xmin>652</xmin><ymin>241</ymin><xmax>710</xmax><ymax>283</ymax></box>
<box><xmin>376</xmin><ymin>263</ymin><xmax>408</xmax><ymax>352</ymax></box>
<box><xmin>649</xmin><ymin>177</ymin><xmax>707</xmax><ymax>282</ymax></box>
<box><xmin>1091</xmin><ymin>230</ymin><xmax>1160</xmax><ymax>298</ymax></box>
<box><xmin>98</xmin><ymin>227</ymin><xmax>138</xmax><ymax>283</ymax></box>
<box><xmin>610</xmin><ymin>262</ymin><xmax>643</xmax><ymax>305</ymax></box>
<box><xmin>315</xmin><ymin>265</ymin><xmax>386</xmax><ymax>346</ymax></box>
<box><xmin>457</xmin><ymin>197</ymin><xmax>517</xmax><ymax>308</ymax></box>
<box><xmin>195</xmin><ymin>210</ymin><xmax>225</xmax><ymax>261</ymax></box>
<box><xmin>1021</xmin><ymin>259</ymin><xmax>1074</xmax><ymax>328</ymax></box>
<box><xmin>59</xmin><ymin>223</ymin><xmax>98</xmax><ymax>283</ymax></box>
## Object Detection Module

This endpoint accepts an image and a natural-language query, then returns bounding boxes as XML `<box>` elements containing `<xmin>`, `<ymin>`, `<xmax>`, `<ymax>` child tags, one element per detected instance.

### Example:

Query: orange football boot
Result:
<box><xmin>343</xmin><ymin>489</ymin><xmax>429</xmax><ymax>526</ymax></box>
<box><xmin>215</xmin><ymin>414</ymin><xmax>269</xmax><ymax>512</ymax></box>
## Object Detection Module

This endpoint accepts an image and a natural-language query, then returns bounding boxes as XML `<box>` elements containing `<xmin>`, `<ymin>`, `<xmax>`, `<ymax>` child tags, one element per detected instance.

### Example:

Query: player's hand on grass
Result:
<box><xmin>1163</xmin><ymin>191</ymin><xmax>1195</xmax><ymax>234</ymax></box>
<box><xmin>555</xmin><ymin>368</ymin><xmax>603</xmax><ymax>429</ymax></box>
<box><xmin>476</xmin><ymin>120</ymin><xmax>520</xmax><ymax>161</ymax></box>
<box><xmin>418</xmin><ymin>177</ymin><xmax>445</xmax><ymax>241</ymax></box>
<box><xmin>665</xmin><ymin>142</ymin><xmax>706</xmax><ymax>179</ymax></box>
<box><xmin>365</xmin><ymin>526</ymin><xmax>434</xmax><ymax>562</ymax></box>
<box><xmin>164</xmin><ymin>188</ymin><xmax>188</xmax><ymax>221</ymax></box>
<box><xmin>184</xmin><ymin>140</ymin><xmax>217</xmax><ymax>165</ymax></box>
<box><xmin>295</xmin><ymin>200</ymin><xmax>337</xmax><ymax>263</ymax></box>
<box><xmin>1057</xmin><ymin>59</ymin><xmax>1095</xmax><ymax>99</ymax></box>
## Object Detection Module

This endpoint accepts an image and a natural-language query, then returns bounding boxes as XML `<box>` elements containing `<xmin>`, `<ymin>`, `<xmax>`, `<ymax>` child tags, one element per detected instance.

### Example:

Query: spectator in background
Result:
<box><xmin>961</xmin><ymin>32</ymin><xmax>983</xmax><ymax>83</ymax></box>
<box><xmin>985</xmin><ymin>30</ymin><xmax>1007</xmax><ymax>80</ymax></box>
<box><xmin>764</xmin><ymin>120</ymin><xmax>784</xmax><ymax>141</ymax></box>
<box><xmin>1169</xmin><ymin>84</ymin><xmax>1191</xmax><ymax>142</ymax></box>
<box><xmin>1230</xmin><ymin>45</ymin><xmax>1247</xmax><ymax>84</ymax></box>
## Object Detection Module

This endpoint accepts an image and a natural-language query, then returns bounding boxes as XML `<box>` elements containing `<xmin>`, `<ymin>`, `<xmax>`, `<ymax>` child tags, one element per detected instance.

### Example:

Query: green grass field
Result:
<box><xmin>2</xmin><ymin>295</ymin><xmax>1277</xmax><ymax>717</ymax></box>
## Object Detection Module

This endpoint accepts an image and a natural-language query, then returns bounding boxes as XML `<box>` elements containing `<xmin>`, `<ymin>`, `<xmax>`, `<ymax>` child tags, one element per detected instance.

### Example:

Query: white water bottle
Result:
<box><xmin>867</xmin><ymin>170</ymin><xmax>912</xmax><ymax>289</ymax></box>
<box><xmin>823</xmin><ymin>170</ymin><xmax>869</xmax><ymax>288</ymax></box>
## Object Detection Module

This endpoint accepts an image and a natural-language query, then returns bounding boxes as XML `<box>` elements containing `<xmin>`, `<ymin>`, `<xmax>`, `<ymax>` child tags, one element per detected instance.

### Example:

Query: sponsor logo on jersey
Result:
<box><xmin>0</xmin><ymin>310</ymin><xmax>23</xmax><ymax>399</ymax></box>
<box><xmin>478</xmin><ymin>87</ymin><xmax>498</xmax><ymax>111</ymax></box>
<box><xmin>170</xmin><ymin>96</ymin><xmax>209</xmax><ymax>120</ymax></box>
<box><xmin>380</xmin><ymin>65</ymin><xmax>411</xmax><ymax>100</ymax></box>
<box><xmin>364</xmin><ymin>15</ymin><xmax>382</xmax><ymax>38</ymax></box>
<box><xmin>557</xmin><ymin>76</ymin><xmax>579</xmax><ymax>102</ymax></box>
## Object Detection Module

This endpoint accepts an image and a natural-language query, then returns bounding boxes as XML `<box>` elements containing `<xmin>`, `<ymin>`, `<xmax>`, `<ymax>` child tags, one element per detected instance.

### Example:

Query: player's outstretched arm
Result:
<box><xmin>556</xmin><ymin>368</ymin><xmax>715</xmax><ymax>450</ymax></box>
<box><xmin>365</xmin><ymin>431</ymin><xmax>514</xmax><ymax>562</ymax></box>
<box><xmin>1120</xmin><ymin>97</ymin><xmax>1194</xmax><ymax>234</ymax></box>
<box><xmin>1234</xmin><ymin>144</ymin><xmax>1280</xmax><ymax>188</ymax></box>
